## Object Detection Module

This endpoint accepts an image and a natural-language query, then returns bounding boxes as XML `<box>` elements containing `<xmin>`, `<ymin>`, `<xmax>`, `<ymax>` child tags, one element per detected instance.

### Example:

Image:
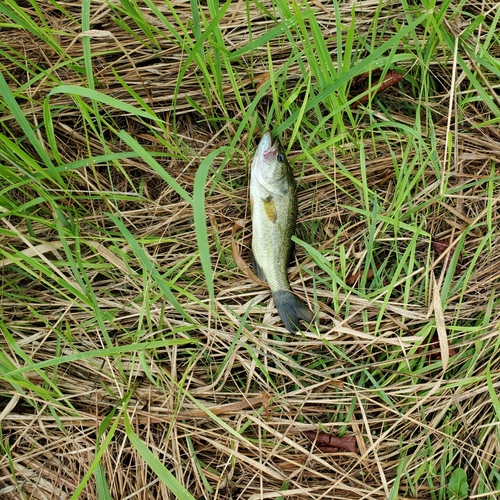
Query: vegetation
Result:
<box><xmin>1</xmin><ymin>0</ymin><xmax>499</xmax><ymax>498</ymax></box>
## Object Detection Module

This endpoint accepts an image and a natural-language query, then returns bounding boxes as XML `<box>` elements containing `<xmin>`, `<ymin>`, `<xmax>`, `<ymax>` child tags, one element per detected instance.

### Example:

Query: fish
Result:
<box><xmin>250</xmin><ymin>131</ymin><xmax>314</xmax><ymax>332</ymax></box>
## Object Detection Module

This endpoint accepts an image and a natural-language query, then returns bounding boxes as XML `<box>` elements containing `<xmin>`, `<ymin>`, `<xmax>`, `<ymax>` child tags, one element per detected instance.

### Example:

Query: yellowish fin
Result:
<box><xmin>262</xmin><ymin>197</ymin><xmax>277</xmax><ymax>223</ymax></box>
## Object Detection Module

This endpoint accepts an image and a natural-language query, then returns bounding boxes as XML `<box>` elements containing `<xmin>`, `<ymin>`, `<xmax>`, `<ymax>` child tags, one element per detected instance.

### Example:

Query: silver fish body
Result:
<box><xmin>250</xmin><ymin>132</ymin><xmax>313</xmax><ymax>332</ymax></box>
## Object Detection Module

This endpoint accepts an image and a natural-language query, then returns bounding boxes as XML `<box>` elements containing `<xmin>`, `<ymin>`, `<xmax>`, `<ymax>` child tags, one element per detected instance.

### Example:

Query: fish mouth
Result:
<box><xmin>263</xmin><ymin>143</ymin><xmax>277</xmax><ymax>162</ymax></box>
<box><xmin>260</xmin><ymin>132</ymin><xmax>277</xmax><ymax>163</ymax></box>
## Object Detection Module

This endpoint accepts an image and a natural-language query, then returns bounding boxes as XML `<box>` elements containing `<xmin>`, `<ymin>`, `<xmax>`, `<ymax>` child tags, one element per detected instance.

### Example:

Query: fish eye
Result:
<box><xmin>277</xmin><ymin>152</ymin><xmax>285</xmax><ymax>162</ymax></box>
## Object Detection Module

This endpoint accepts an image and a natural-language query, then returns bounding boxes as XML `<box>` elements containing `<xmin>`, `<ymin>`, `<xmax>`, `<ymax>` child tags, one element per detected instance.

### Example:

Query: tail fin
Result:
<box><xmin>273</xmin><ymin>290</ymin><xmax>314</xmax><ymax>333</ymax></box>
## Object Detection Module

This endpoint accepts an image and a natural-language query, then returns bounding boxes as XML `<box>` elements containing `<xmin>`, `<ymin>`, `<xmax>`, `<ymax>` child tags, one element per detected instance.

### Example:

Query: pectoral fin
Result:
<box><xmin>262</xmin><ymin>196</ymin><xmax>277</xmax><ymax>223</ymax></box>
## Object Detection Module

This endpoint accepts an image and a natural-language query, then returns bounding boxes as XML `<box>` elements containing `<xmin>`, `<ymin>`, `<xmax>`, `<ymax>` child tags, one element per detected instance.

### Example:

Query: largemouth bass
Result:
<box><xmin>250</xmin><ymin>131</ymin><xmax>313</xmax><ymax>332</ymax></box>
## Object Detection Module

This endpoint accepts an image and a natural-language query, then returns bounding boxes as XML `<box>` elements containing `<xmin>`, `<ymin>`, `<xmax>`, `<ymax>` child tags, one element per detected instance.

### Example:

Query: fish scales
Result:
<box><xmin>250</xmin><ymin>132</ymin><xmax>313</xmax><ymax>332</ymax></box>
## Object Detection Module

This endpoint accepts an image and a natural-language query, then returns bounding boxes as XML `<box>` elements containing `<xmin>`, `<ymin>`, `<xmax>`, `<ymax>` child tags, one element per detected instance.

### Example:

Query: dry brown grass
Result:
<box><xmin>1</xmin><ymin>0</ymin><xmax>500</xmax><ymax>499</ymax></box>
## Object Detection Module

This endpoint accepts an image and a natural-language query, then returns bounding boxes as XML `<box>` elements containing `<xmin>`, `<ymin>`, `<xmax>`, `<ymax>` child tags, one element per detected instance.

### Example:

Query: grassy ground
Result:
<box><xmin>1</xmin><ymin>0</ymin><xmax>500</xmax><ymax>498</ymax></box>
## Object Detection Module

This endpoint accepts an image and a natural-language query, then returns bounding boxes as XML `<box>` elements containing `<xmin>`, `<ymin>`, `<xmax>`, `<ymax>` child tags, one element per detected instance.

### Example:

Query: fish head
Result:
<box><xmin>251</xmin><ymin>132</ymin><xmax>290</xmax><ymax>186</ymax></box>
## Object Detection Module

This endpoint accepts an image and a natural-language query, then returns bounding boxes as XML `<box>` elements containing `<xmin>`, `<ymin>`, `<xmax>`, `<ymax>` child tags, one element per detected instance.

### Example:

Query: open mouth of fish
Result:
<box><xmin>263</xmin><ymin>141</ymin><xmax>277</xmax><ymax>163</ymax></box>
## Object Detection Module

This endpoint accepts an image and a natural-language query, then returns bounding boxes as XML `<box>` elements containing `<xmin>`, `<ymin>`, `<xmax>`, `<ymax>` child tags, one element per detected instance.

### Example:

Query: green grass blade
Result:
<box><xmin>46</xmin><ymin>85</ymin><xmax>165</xmax><ymax>123</ymax></box>
<box><xmin>193</xmin><ymin>147</ymin><xmax>227</xmax><ymax>308</ymax></box>
<box><xmin>70</xmin><ymin>393</ymin><xmax>131</xmax><ymax>500</ymax></box>
<box><xmin>277</xmin><ymin>11</ymin><xmax>429</xmax><ymax>133</ymax></box>
<box><xmin>107</xmin><ymin>212</ymin><xmax>192</xmax><ymax>321</ymax></box>
<box><xmin>0</xmin><ymin>71</ymin><xmax>61</xmax><ymax>183</ymax></box>
<box><xmin>5</xmin><ymin>338</ymin><xmax>196</xmax><ymax>378</ymax></box>
<box><xmin>124</xmin><ymin>412</ymin><xmax>197</xmax><ymax>500</ymax></box>
<box><xmin>117</xmin><ymin>130</ymin><xmax>192</xmax><ymax>204</ymax></box>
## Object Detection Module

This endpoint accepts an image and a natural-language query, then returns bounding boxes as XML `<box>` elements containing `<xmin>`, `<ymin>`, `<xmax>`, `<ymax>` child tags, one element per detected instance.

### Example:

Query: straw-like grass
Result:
<box><xmin>1</xmin><ymin>0</ymin><xmax>500</xmax><ymax>499</ymax></box>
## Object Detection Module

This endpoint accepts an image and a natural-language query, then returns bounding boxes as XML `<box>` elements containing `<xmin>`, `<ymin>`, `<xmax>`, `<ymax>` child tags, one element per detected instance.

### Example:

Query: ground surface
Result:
<box><xmin>1</xmin><ymin>1</ymin><xmax>500</xmax><ymax>499</ymax></box>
